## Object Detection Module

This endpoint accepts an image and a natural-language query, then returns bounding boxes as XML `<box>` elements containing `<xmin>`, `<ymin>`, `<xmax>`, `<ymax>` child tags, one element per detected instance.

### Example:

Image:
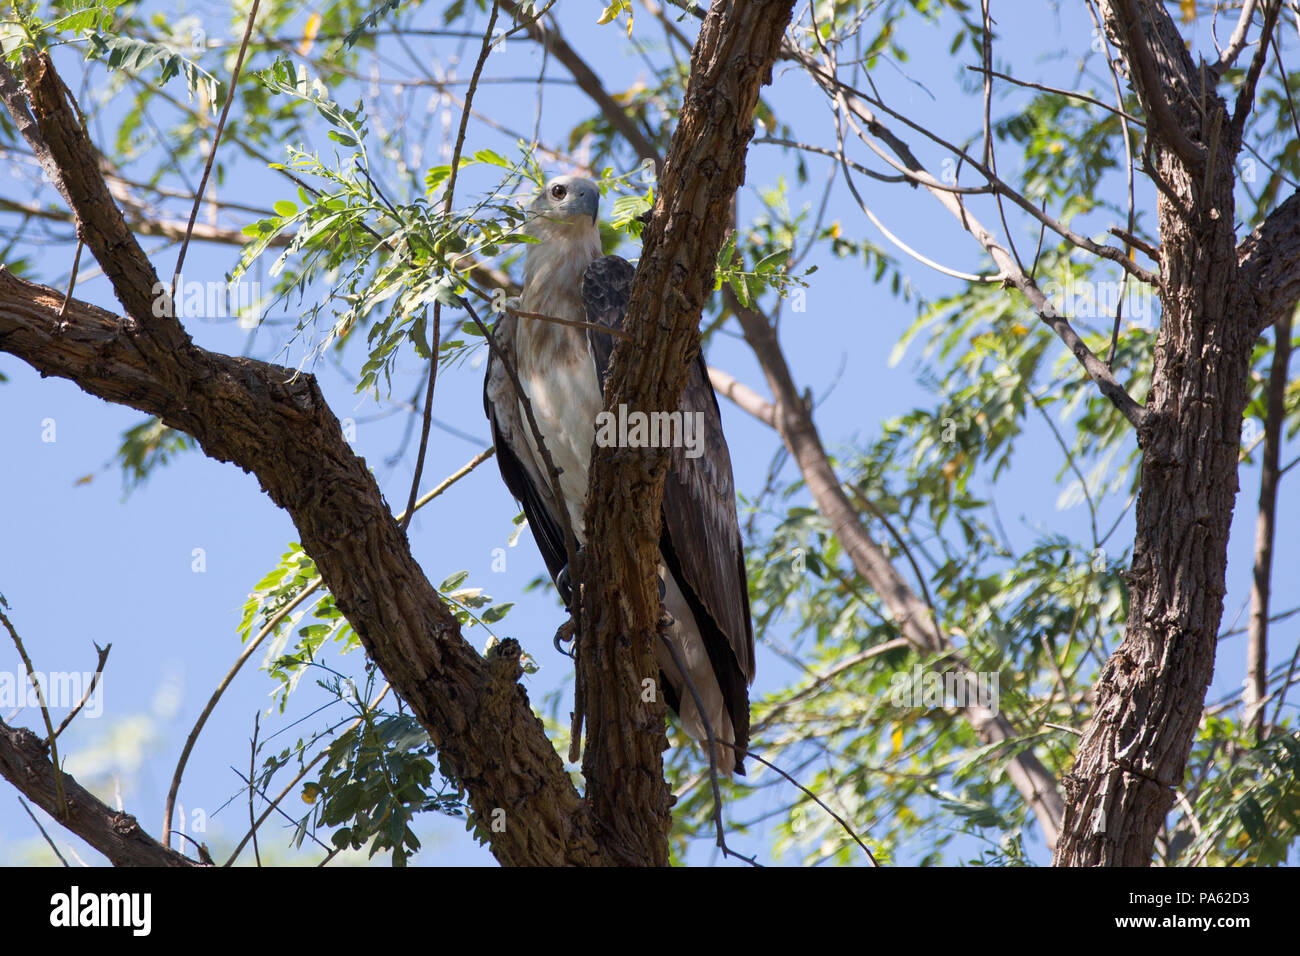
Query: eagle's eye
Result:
<box><xmin>550</xmin><ymin>184</ymin><xmax>567</xmax><ymax>200</ymax></box>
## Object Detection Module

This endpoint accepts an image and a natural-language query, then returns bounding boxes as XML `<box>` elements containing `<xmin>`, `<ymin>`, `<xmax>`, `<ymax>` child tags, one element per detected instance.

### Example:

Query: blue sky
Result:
<box><xmin>1</xmin><ymin>1</ymin><xmax>1295</xmax><ymax>866</ymax></box>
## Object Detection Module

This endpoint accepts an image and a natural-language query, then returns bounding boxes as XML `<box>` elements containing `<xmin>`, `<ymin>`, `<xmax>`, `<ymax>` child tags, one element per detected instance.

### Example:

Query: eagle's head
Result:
<box><xmin>521</xmin><ymin>174</ymin><xmax>604</xmax><ymax>293</ymax></box>
<box><xmin>528</xmin><ymin>175</ymin><xmax>600</xmax><ymax>231</ymax></box>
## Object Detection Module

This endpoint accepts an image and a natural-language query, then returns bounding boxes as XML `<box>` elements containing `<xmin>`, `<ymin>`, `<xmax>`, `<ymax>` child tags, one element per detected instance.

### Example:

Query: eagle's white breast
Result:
<box><xmin>515</xmin><ymin>223</ymin><xmax>605</xmax><ymax>540</ymax></box>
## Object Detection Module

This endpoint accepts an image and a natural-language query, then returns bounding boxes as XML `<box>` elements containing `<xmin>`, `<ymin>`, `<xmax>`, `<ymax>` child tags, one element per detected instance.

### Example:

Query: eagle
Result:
<box><xmin>483</xmin><ymin>174</ymin><xmax>755</xmax><ymax>773</ymax></box>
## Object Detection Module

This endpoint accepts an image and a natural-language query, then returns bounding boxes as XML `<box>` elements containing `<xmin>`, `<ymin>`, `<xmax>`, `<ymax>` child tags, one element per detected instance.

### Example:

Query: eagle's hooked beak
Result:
<box><xmin>576</xmin><ymin>186</ymin><xmax>598</xmax><ymax>225</ymax></box>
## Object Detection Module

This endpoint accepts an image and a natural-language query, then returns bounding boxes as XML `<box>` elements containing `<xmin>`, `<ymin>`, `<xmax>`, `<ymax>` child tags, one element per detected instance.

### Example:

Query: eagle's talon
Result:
<box><xmin>556</xmin><ymin>547</ymin><xmax>586</xmax><ymax>609</ymax></box>
<box><xmin>553</xmin><ymin>619</ymin><xmax>576</xmax><ymax>658</ymax></box>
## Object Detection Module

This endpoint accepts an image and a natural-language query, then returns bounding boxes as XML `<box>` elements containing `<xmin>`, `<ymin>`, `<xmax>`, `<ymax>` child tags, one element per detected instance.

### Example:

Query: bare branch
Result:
<box><xmin>0</xmin><ymin>605</ymin><xmax>65</xmax><ymax>817</ymax></box>
<box><xmin>1216</xmin><ymin>0</ymin><xmax>1261</xmax><ymax>72</ymax></box>
<box><xmin>707</xmin><ymin>365</ymin><xmax>775</xmax><ymax>427</ymax></box>
<box><xmin>965</xmin><ymin>64</ymin><xmax>1146</xmax><ymax>127</ymax></box>
<box><xmin>1245</xmin><ymin>306</ymin><xmax>1293</xmax><ymax>736</ymax></box>
<box><xmin>1239</xmin><ymin>189</ymin><xmax>1300</xmax><ymax>333</ymax></box>
<box><xmin>170</xmin><ymin>0</ymin><xmax>261</xmax><ymax>294</ymax></box>
<box><xmin>0</xmin><ymin>196</ymin><xmax>289</xmax><ymax>248</ymax></box>
<box><xmin>810</xmin><ymin>72</ymin><xmax>1150</xmax><ymax>429</ymax></box>
<box><xmin>1229</xmin><ymin>0</ymin><xmax>1283</xmax><ymax>139</ymax></box>
<box><xmin>52</xmin><ymin>642</ymin><xmax>110</xmax><ymax>740</ymax></box>
<box><xmin>1107</xmin><ymin>0</ymin><xmax>1208</xmax><ymax>169</ymax></box>
<box><xmin>0</xmin><ymin>717</ymin><xmax>197</xmax><ymax>866</ymax></box>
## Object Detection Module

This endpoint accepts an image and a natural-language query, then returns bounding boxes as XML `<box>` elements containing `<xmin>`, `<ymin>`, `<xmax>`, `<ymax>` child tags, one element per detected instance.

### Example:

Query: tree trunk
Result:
<box><xmin>1054</xmin><ymin>0</ymin><xmax>1268</xmax><ymax>866</ymax></box>
<box><xmin>577</xmin><ymin>0</ymin><xmax>796</xmax><ymax>865</ymax></box>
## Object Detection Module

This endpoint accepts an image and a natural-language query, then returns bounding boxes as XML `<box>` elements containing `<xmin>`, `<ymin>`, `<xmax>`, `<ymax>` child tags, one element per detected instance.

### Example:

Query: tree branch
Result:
<box><xmin>810</xmin><ymin>72</ymin><xmax>1150</xmax><ymax>430</ymax></box>
<box><xmin>0</xmin><ymin>196</ymin><xmax>288</xmax><ymax>249</ymax></box>
<box><xmin>1239</xmin><ymin>189</ymin><xmax>1300</xmax><ymax>334</ymax></box>
<box><xmin>0</xmin><ymin>717</ymin><xmax>196</xmax><ymax>866</ymax></box>
<box><xmin>501</xmin><ymin>0</ymin><xmax>662</xmax><ymax>169</ymax></box>
<box><xmin>576</xmin><ymin>0</ymin><xmax>797</xmax><ymax>864</ymax></box>
<box><xmin>1215</xmin><ymin>0</ymin><xmax>1261</xmax><ymax>72</ymax></box>
<box><xmin>1105</xmin><ymin>0</ymin><xmax>1209</xmax><ymax>170</ymax></box>
<box><xmin>1245</xmin><ymin>306</ymin><xmax>1293</xmax><ymax>737</ymax></box>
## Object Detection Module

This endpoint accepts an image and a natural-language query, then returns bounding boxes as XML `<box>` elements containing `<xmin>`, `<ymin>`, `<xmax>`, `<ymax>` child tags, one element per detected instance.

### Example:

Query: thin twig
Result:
<box><xmin>400</xmin><ymin>1</ymin><xmax>499</xmax><ymax>533</ymax></box>
<box><xmin>508</xmin><ymin>305</ymin><xmax>633</xmax><ymax>339</ymax></box>
<box><xmin>965</xmin><ymin>65</ymin><xmax>1146</xmax><ymax>127</ymax></box>
<box><xmin>739</xmin><ymin>745</ymin><xmax>879</xmax><ymax>866</ymax></box>
<box><xmin>656</xmin><ymin>632</ymin><xmax>761</xmax><ymax>866</ymax></box>
<box><xmin>230</xmin><ymin>766</ymin><xmax>334</xmax><ymax>855</ymax></box>
<box><xmin>400</xmin><ymin>303</ymin><xmax>441</xmax><ymax>534</ymax></box>
<box><xmin>224</xmin><ymin>684</ymin><xmax>391</xmax><ymax>866</ymax></box>
<box><xmin>0</xmin><ymin>605</ymin><xmax>66</xmax><ymax>818</ymax></box>
<box><xmin>52</xmin><ymin>642</ymin><xmax>110</xmax><ymax>739</ymax></box>
<box><xmin>248</xmin><ymin>712</ymin><xmax>262</xmax><ymax>866</ymax></box>
<box><xmin>170</xmin><ymin>0</ymin><xmax>262</xmax><ymax>297</ymax></box>
<box><xmin>18</xmin><ymin>796</ymin><xmax>69</xmax><ymax>865</ymax></box>
<box><xmin>58</xmin><ymin>238</ymin><xmax>82</xmax><ymax>319</ymax></box>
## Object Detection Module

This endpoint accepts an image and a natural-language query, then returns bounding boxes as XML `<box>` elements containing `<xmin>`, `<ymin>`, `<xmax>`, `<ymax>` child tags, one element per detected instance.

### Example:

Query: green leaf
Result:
<box><xmin>470</xmin><ymin>149</ymin><xmax>510</xmax><ymax>168</ymax></box>
<box><xmin>755</xmin><ymin>248</ymin><xmax>790</xmax><ymax>274</ymax></box>
<box><xmin>481</xmin><ymin>602</ymin><xmax>514</xmax><ymax>624</ymax></box>
<box><xmin>439</xmin><ymin>570</ymin><xmax>470</xmax><ymax>592</ymax></box>
<box><xmin>85</xmin><ymin>34</ymin><xmax>218</xmax><ymax>109</ymax></box>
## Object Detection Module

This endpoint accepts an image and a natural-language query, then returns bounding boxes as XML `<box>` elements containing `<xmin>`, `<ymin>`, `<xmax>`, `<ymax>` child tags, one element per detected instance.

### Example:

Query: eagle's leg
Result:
<box><xmin>553</xmin><ymin>549</ymin><xmax>586</xmax><ymax>657</ymax></box>
<box><xmin>555</xmin><ymin>556</ymin><xmax>579</xmax><ymax>610</ymax></box>
<box><xmin>656</xmin><ymin>569</ymin><xmax>674</xmax><ymax>630</ymax></box>
<box><xmin>557</xmin><ymin>548</ymin><xmax>669</xmax><ymax>606</ymax></box>
<box><xmin>553</xmin><ymin>555</ymin><xmax>670</xmax><ymax>651</ymax></box>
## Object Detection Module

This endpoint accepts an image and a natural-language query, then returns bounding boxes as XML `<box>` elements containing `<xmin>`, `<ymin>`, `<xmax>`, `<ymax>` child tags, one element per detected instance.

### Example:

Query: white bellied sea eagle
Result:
<box><xmin>483</xmin><ymin>174</ymin><xmax>755</xmax><ymax>773</ymax></box>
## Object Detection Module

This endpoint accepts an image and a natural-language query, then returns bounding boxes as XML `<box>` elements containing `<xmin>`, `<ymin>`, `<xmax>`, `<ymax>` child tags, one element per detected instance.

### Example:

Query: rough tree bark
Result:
<box><xmin>0</xmin><ymin>718</ymin><xmax>195</xmax><ymax>866</ymax></box>
<box><xmin>0</xmin><ymin>0</ymin><xmax>794</xmax><ymax>867</ymax></box>
<box><xmin>1053</xmin><ymin>0</ymin><xmax>1296</xmax><ymax>866</ymax></box>
<box><xmin>575</xmin><ymin>0</ymin><xmax>795</xmax><ymax>864</ymax></box>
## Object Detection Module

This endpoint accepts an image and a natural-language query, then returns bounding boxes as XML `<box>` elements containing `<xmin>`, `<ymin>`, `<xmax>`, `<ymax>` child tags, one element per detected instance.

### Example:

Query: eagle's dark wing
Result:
<box><xmin>483</xmin><ymin>312</ymin><xmax>569</xmax><ymax>586</ymax></box>
<box><xmin>582</xmin><ymin>255</ymin><xmax>756</xmax><ymax>767</ymax></box>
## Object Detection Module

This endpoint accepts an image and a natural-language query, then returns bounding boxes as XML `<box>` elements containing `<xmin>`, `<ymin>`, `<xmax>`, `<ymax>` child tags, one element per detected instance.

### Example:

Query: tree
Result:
<box><xmin>1</xmin><ymin>0</ymin><xmax>1297</xmax><ymax>868</ymax></box>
